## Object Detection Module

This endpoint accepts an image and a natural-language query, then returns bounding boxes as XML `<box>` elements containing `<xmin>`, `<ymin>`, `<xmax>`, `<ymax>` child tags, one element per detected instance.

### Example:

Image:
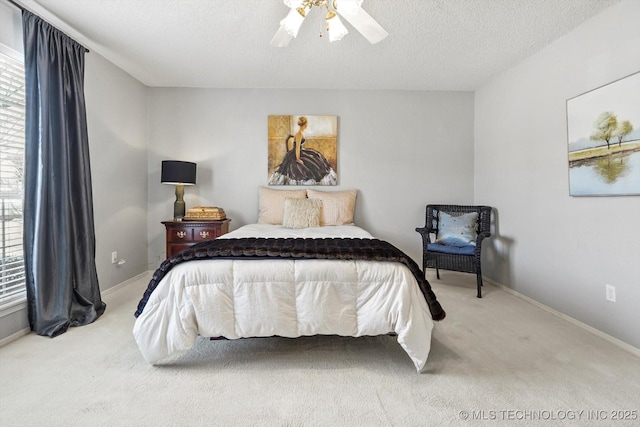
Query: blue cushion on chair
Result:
<box><xmin>427</xmin><ymin>243</ymin><xmax>475</xmax><ymax>255</ymax></box>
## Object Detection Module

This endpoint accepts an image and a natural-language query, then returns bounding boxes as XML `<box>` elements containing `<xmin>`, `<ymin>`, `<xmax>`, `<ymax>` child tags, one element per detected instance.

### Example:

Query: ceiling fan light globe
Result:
<box><xmin>328</xmin><ymin>16</ymin><xmax>348</xmax><ymax>42</ymax></box>
<box><xmin>281</xmin><ymin>8</ymin><xmax>306</xmax><ymax>37</ymax></box>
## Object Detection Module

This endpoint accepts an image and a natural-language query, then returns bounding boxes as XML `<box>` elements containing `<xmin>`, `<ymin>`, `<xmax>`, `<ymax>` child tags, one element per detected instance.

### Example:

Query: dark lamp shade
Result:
<box><xmin>161</xmin><ymin>160</ymin><xmax>197</xmax><ymax>185</ymax></box>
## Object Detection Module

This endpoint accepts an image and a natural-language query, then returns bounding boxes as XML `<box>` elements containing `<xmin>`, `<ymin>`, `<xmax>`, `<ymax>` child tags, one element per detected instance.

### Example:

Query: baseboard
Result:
<box><xmin>484</xmin><ymin>277</ymin><xmax>640</xmax><ymax>358</ymax></box>
<box><xmin>0</xmin><ymin>327</ymin><xmax>30</xmax><ymax>348</ymax></box>
<box><xmin>101</xmin><ymin>271</ymin><xmax>152</xmax><ymax>296</ymax></box>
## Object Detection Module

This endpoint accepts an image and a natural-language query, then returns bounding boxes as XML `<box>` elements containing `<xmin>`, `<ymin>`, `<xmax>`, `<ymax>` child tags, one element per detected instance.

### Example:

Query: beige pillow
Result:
<box><xmin>258</xmin><ymin>187</ymin><xmax>307</xmax><ymax>224</ymax></box>
<box><xmin>307</xmin><ymin>189</ymin><xmax>357</xmax><ymax>226</ymax></box>
<box><xmin>282</xmin><ymin>198</ymin><xmax>322</xmax><ymax>229</ymax></box>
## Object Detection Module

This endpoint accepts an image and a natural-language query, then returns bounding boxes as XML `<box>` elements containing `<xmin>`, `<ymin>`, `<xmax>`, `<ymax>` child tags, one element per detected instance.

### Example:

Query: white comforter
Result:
<box><xmin>133</xmin><ymin>224</ymin><xmax>434</xmax><ymax>372</ymax></box>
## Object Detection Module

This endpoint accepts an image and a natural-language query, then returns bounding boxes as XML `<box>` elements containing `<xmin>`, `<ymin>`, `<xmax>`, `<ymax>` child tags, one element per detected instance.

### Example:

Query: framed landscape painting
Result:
<box><xmin>267</xmin><ymin>115</ymin><xmax>337</xmax><ymax>186</ymax></box>
<box><xmin>566</xmin><ymin>71</ymin><xmax>640</xmax><ymax>196</ymax></box>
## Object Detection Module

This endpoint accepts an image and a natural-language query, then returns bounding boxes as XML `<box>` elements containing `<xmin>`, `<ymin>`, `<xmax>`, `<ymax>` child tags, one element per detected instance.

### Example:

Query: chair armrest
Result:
<box><xmin>474</xmin><ymin>232</ymin><xmax>491</xmax><ymax>255</ymax></box>
<box><xmin>415</xmin><ymin>227</ymin><xmax>433</xmax><ymax>244</ymax></box>
<box><xmin>476</xmin><ymin>231</ymin><xmax>491</xmax><ymax>244</ymax></box>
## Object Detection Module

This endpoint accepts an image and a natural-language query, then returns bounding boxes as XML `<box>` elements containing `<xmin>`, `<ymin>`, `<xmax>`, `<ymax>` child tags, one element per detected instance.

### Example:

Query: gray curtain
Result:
<box><xmin>22</xmin><ymin>11</ymin><xmax>105</xmax><ymax>337</ymax></box>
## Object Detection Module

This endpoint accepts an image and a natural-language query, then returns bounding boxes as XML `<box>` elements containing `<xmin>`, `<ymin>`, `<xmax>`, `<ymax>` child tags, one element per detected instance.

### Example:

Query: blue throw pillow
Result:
<box><xmin>436</xmin><ymin>211</ymin><xmax>478</xmax><ymax>247</ymax></box>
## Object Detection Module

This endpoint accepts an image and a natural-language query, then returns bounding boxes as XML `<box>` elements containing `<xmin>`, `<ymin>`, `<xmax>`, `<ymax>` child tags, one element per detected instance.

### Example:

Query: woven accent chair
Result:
<box><xmin>415</xmin><ymin>205</ymin><xmax>492</xmax><ymax>298</ymax></box>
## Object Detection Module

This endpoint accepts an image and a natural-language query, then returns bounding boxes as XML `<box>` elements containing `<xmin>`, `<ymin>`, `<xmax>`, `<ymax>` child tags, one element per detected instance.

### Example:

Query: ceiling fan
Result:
<box><xmin>270</xmin><ymin>0</ymin><xmax>388</xmax><ymax>47</ymax></box>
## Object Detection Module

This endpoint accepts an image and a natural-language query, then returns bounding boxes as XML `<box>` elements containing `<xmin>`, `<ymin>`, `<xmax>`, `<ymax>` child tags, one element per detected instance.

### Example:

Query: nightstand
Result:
<box><xmin>162</xmin><ymin>219</ymin><xmax>231</xmax><ymax>258</ymax></box>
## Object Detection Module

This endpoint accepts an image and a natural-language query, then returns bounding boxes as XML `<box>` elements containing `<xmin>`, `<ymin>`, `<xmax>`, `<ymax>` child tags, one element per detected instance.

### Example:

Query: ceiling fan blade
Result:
<box><xmin>337</xmin><ymin>6</ymin><xmax>388</xmax><ymax>44</ymax></box>
<box><xmin>270</xmin><ymin>25</ymin><xmax>294</xmax><ymax>47</ymax></box>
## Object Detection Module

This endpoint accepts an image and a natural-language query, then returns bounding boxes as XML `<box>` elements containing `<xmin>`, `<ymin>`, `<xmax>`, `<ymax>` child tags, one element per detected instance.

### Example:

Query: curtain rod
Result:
<box><xmin>4</xmin><ymin>0</ymin><xmax>90</xmax><ymax>53</ymax></box>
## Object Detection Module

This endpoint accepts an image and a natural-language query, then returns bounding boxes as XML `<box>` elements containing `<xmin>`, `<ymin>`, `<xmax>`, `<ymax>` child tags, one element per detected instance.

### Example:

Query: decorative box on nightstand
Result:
<box><xmin>162</xmin><ymin>219</ymin><xmax>230</xmax><ymax>259</ymax></box>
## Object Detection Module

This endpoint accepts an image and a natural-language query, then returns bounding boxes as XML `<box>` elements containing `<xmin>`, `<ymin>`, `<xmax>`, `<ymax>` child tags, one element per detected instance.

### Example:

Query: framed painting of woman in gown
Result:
<box><xmin>268</xmin><ymin>115</ymin><xmax>338</xmax><ymax>186</ymax></box>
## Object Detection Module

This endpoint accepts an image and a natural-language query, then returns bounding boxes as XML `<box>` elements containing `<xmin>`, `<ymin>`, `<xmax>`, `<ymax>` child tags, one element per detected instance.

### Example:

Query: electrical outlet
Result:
<box><xmin>111</xmin><ymin>251</ymin><xmax>118</xmax><ymax>264</ymax></box>
<box><xmin>605</xmin><ymin>284</ymin><xmax>616</xmax><ymax>302</ymax></box>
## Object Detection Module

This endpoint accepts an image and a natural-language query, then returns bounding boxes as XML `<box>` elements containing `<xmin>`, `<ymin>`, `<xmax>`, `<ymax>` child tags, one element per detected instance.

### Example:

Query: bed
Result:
<box><xmin>133</xmin><ymin>188</ymin><xmax>445</xmax><ymax>372</ymax></box>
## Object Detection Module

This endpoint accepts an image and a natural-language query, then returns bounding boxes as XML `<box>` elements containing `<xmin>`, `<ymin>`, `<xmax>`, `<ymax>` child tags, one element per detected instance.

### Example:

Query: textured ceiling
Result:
<box><xmin>18</xmin><ymin>0</ymin><xmax>619</xmax><ymax>90</ymax></box>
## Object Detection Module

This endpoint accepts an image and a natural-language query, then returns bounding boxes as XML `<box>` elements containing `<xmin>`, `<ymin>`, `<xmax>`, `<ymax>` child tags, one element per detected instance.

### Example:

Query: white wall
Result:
<box><xmin>0</xmin><ymin>3</ymin><xmax>149</xmax><ymax>341</ymax></box>
<box><xmin>85</xmin><ymin>54</ymin><xmax>149</xmax><ymax>290</ymax></box>
<box><xmin>146</xmin><ymin>89</ymin><xmax>475</xmax><ymax>266</ymax></box>
<box><xmin>475</xmin><ymin>0</ymin><xmax>640</xmax><ymax>348</ymax></box>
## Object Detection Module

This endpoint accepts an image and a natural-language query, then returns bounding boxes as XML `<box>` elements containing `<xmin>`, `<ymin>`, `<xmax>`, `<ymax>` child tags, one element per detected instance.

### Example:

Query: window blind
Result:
<box><xmin>0</xmin><ymin>46</ymin><xmax>26</xmax><ymax>307</ymax></box>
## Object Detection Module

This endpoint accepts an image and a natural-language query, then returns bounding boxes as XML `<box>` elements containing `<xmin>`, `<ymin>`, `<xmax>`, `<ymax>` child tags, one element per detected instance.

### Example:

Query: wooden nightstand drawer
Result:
<box><xmin>168</xmin><ymin>228</ymin><xmax>193</xmax><ymax>242</ymax></box>
<box><xmin>193</xmin><ymin>227</ymin><xmax>222</xmax><ymax>241</ymax></box>
<box><xmin>162</xmin><ymin>219</ymin><xmax>230</xmax><ymax>259</ymax></box>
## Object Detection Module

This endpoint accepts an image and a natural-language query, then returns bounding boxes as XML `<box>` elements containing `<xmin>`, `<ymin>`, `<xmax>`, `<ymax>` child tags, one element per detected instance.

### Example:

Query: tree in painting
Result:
<box><xmin>614</xmin><ymin>120</ymin><xmax>633</xmax><ymax>147</ymax></box>
<box><xmin>589</xmin><ymin>111</ymin><xmax>617</xmax><ymax>149</ymax></box>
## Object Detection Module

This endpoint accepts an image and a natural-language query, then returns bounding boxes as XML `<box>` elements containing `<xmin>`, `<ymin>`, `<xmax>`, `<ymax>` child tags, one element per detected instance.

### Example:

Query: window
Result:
<box><xmin>0</xmin><ymin>45</ymin><xmax>26</xmax><ymax>307</ymax></box>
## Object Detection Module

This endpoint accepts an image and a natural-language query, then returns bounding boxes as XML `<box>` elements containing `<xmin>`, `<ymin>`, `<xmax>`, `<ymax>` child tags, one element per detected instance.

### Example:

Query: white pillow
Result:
<box><xmin>258</xmin><ymin>187</ymin><xmax>307</xmax><ymax>225</ymax></box>
<box><xmin>307</xmin><ymin>189</ymin><xmax>357</xmax><ymax>226</ymax></box>
<box><xmin>282</xmin><ymin>198</ymin><xmax>322</xmax><ymax>229</ymax></box>
<box><xmin>436</xmin><ymin>211</ymin><xmax>478</xmax><ymax>247</ymax></box>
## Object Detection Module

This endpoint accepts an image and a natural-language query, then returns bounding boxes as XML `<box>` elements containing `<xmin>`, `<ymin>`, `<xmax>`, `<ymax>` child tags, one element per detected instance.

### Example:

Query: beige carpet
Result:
<box><xmin>1</xmin><ymin>271</ymin><xmax>639</xmax><ymax>426</ymax></box>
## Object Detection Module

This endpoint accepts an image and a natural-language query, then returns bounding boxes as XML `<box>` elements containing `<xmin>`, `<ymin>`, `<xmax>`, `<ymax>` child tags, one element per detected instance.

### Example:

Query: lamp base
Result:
<box><xmin>173</xmin><ymin>184</ymin><xmax>185</xmax><ymax>221</ymax></box>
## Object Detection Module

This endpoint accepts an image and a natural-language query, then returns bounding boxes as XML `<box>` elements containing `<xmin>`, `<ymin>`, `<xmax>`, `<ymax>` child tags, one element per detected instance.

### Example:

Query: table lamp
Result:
<box><xmin>161</xmin><ymin>160</ymin><xmax>197</xmax><ymax>221</ymax></box>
